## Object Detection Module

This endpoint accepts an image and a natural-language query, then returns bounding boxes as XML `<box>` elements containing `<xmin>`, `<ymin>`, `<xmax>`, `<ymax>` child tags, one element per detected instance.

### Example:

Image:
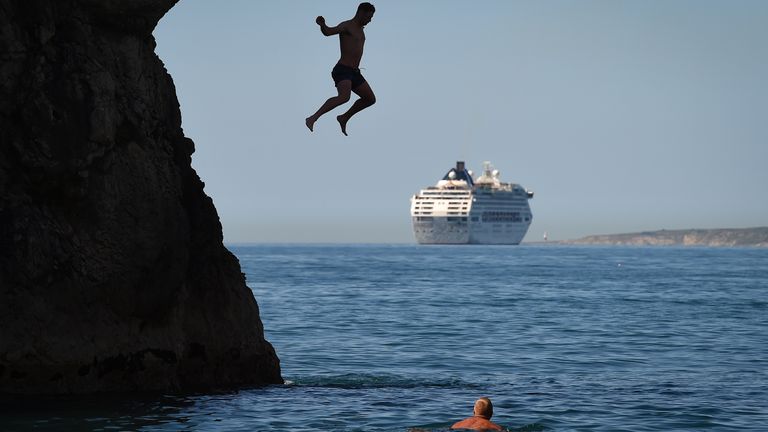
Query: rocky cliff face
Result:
<box><xmin>565</xmin><ymin>228</ymin><xmax>768</xmax><ymax>247</ymax></box>
<box><xmin>0</xmin><ymin>0</ymin><xmax>282</xmax><ymax>394</ymax></box>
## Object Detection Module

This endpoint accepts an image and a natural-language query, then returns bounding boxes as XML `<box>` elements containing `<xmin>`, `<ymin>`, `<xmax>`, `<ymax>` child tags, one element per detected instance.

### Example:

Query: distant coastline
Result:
<box><xmin>540</xmin><ymin>227</ymin><xmax>768</xmax><ymax>247</ymax></box>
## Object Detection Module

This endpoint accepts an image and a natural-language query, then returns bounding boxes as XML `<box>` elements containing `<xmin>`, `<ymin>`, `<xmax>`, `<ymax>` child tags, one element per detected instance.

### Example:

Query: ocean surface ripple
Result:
<box><xmin>2</xmin><ymin>245</ymin><xmax>767</xmax><ymax>431</ymax></box>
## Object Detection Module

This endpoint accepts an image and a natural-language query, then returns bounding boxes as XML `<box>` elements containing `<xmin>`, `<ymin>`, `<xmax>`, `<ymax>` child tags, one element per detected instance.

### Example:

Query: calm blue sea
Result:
<box><xmin>3</xmin><ymin>245</ymin><xmax>767</xmax><ymax>431</ymax></box>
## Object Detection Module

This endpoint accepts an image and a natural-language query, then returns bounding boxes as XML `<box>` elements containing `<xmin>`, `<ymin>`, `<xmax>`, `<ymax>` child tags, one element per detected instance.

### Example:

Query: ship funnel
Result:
<box><xmin>456</xmin><ymin>161</ymin><xmax>465</xmax><ymax>172</ymax></box>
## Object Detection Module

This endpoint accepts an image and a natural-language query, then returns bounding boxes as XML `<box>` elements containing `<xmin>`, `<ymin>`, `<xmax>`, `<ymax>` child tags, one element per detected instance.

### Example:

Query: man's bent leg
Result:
<box><xmin>306</xmin><ymin>80</ymin><xmax>352</xmax><ymax>132</ymax></box>
<box><xmin>337</xmin><ymin>82</ymin><xmax>376</xmax><ymax>136</ymax></box>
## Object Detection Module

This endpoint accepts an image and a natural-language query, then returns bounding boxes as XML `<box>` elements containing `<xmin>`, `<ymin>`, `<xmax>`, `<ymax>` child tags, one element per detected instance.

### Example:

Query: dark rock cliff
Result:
<box><xmin>0</xmin><ymin>0</ymin><xmax>282</xmax><ymax>393</ymax></box>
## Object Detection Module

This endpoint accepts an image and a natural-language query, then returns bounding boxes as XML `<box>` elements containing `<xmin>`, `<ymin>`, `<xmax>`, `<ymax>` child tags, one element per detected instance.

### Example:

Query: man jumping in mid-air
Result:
<box><xmin>305</xmin><ymin>2</ymin><xmax>376</xmax><ymax>136</ymax></box>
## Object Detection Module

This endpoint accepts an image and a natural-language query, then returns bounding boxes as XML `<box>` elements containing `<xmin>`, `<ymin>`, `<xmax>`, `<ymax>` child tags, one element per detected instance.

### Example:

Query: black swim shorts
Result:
<box><xmin>331</xmin><ymin>63</ymin><xmax>366</xmax><ymax>89</ymax></box>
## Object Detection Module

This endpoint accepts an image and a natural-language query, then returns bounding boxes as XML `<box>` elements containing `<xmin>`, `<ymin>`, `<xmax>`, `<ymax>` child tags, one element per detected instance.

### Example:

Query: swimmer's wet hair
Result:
<box><xmin>358</xmin><ymin>2</ymin><xmax>375</xmax><ymax>13</ymax></box>
<box><xmin>475</xmin><ymin>397</ymin><xmax>494</xmax><ymax>418</ymax></box>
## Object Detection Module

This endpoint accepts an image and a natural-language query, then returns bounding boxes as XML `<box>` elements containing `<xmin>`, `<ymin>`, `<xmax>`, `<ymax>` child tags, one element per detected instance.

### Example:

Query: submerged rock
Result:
<box><xmin>0</xmin><ymin>0</ymin><xmax>282</xmax><ymax>393</ymax></box>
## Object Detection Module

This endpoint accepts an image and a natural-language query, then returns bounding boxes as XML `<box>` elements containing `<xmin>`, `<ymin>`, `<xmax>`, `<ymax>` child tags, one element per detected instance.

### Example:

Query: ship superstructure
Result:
<box><xmin>410</xmin><ymin>161</ymin><xmax>533</xmax><ymax>244</ymax></box>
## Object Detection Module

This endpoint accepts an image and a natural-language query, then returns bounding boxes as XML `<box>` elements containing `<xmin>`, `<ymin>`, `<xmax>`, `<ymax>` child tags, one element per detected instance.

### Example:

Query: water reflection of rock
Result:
<box><xmin>0</xmin><ymin>393</ymin><xmax>196</xmax><ymax>429</ymax></box>
<box><xmin>0</xmin><ymin>0</ymin><xmax>281</xmax><ymax>393</ymax></box>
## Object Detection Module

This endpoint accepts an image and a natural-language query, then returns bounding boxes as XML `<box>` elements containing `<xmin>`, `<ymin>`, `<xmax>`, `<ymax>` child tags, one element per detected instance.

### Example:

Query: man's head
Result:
<box><xmin>356</xmin><ymin>2</ymin><xmax>375</xmax><ymax>25</ymax></box>
<box><xmin>473</xmin><ymin>397</ymin><xmax>494</xmax><ymax>419</ymax></box>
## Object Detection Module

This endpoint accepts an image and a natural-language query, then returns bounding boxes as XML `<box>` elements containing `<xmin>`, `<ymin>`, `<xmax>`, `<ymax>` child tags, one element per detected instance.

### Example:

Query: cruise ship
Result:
<box><xmin>410</xmin><ymin>161</ymin><xmax>534</xmax><ymax>244</ymax></box>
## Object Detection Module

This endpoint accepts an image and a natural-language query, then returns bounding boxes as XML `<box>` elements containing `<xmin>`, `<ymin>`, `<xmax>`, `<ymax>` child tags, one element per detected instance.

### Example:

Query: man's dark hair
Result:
<box><xmin>358</xmin><ymin>2</ymin><xmax>375</xmax><ymax>13</ymax></box>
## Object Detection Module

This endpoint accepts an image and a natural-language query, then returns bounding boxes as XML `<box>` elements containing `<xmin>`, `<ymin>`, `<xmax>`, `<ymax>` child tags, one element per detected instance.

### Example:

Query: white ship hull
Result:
<box><xmin>412</xmin><ymin>218</ymin><xmax>530</xmax><ymax>245</ymax></box>
<box><xmin>410</xmin><ymin>161</ymin><xmax>533</xmax><ymax>245</ymax></box>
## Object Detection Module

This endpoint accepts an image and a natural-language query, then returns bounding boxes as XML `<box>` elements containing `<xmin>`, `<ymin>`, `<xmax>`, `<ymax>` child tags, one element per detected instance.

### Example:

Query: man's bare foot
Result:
<box><xmin>305</xmin><ymin>117</ymin><xmax>315</xmax><ymax>132</ymax></box>
<box><xmin>337</xmin><ymin>115</ymin><xmax>348</xmax><ymax>136</ymax></box>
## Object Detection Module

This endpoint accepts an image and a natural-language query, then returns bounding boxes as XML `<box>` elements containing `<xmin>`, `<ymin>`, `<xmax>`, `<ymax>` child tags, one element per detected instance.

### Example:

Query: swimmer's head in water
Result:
<box><xmin>473</xmin><ymin>397</ymin><xmax>494</xmax><ymax>419</ymax></box>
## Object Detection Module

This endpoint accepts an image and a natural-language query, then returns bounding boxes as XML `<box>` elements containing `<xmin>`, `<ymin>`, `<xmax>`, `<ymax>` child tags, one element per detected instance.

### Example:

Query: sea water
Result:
<box><xmin>2</xmin><ymin>245</ymin><xmax>767</xmax><ymax>431</ymax></box>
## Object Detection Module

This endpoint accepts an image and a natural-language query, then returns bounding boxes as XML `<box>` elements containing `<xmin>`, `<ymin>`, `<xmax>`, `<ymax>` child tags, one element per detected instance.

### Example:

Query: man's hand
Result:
<box><xmin>316</xmin><ymin>15</ymin><xmax>341</xmax><ymax>36</ymax></box>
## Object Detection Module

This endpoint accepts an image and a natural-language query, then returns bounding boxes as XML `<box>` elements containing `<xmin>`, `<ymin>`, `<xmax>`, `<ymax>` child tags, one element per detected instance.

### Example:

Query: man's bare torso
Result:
<box><xmin>338</xmin><ymin>20</ymin><xmax>365</xmax><ymax>68</ymax></box>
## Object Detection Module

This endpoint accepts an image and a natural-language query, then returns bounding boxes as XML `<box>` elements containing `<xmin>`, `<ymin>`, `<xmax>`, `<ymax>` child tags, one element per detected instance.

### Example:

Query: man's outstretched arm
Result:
<box><xmin>316</xmin><ymin>16</ymin><xmax>345</xmax><ymax>36</ymax></box>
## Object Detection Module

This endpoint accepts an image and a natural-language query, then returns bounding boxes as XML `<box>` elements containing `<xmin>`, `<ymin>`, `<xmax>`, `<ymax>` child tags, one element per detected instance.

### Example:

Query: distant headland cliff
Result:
<box><xmin>562</xmin><ymin>227</ymin><xmax>768</xmax><ymax>247</ymax></box>
<box><xmin>0</xmin><ymin>0</ymin><xmax>281</xmax><ymax>394</ymax></box>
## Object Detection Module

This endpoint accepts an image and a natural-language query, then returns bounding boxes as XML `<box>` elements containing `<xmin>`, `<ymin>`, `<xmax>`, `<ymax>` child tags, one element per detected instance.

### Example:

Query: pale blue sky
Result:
<box><xmin>154</xmin><ymin>0</ymin><xmax>767</xmax><ymax>243</ymax></box>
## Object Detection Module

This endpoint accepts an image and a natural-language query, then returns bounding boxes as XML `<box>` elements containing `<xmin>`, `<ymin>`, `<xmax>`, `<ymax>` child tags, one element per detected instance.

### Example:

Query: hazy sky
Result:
<box><xmin>154</xmin><ymin>0</ymin><xmax>767</xmax><ymax>243</ymax></box>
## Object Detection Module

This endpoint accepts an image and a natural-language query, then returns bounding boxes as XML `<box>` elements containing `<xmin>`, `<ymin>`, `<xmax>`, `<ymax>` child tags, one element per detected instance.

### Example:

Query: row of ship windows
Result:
<box><xmin>415</xmin><ymin>216</ymin><xmax>529</xmax><ymax>223</ymax></box>
<box><xmin>417</xmin><ymin>198</ymin><xmax>523</xmax><ymax>204</ymax></box>
<box><xmin>414</xmin><ymin>204</ymin><xmax>469</xmax><ymax>208</ymax></box>
<box><xmin>415</xmin><ymin>228</ymin><xmax>523</xmax><ymax>233</ymax></box>
<box><xmin>416</xmin><ymin>216</ymin><xmax>531</xmax><ymax>223</ymax></box>
<box><xmin>483</xmin><ymin>213</ymin><xmax>523</xmax><ymax>222</ymax></box>
<box><xmin>418</xmin><ymin>196</ymin><xmax>470</xmax><ymax>199</ymax></box>
<box><xmin>415</xmin><ymin>217</ymin><xmax>468</xmax><ymax>222</ymax></box>
<box><xmin>416</xmin><ymin>203</ymin><xmax>524</xmax><ymax>207</ymax></box>
<box><xmin>415</xmin><ymin>225</ymin><xmax>521</xmax><ymax>231</ymax></box>
<box><xmin>475</xmin><ymin>193</ymin><xmax>527</xmax><ymax>197</ymax></box>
